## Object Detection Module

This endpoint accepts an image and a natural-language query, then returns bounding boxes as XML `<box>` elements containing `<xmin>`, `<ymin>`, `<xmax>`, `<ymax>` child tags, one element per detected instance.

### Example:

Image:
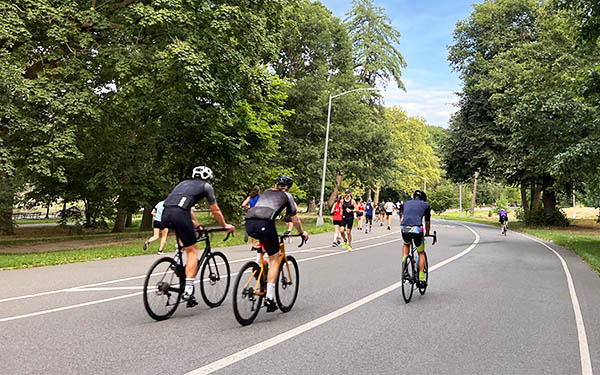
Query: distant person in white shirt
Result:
<box><xmin>384</xmin><ymin>200</ymin><xmax>396</xmax><ymax>230</ymax></box>
<box><xmin>143</xmin><ymin>200</ymin><xmax>168</xmax><ymax>254</ymax></box>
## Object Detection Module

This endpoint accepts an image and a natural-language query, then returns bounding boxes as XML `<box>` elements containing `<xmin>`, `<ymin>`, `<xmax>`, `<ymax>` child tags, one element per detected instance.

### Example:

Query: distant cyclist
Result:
<box><xmin>245</xmin><ymin>175</ymin><xmax>309</xmax><ymax>312</ymax></box>
<box><xmin>499</xmin><ymin>208</ymin><xmax>509</xmax><ymax>232</ymax></box>
<box><xmin>401</xmin><ymin>190</ymin><xmax>431</xmax><ymax>288</ymax></box>
<box><xmin>161</xmin><ymin>166</ymin><xmax>235</xmax><ymax>307</ymax></box>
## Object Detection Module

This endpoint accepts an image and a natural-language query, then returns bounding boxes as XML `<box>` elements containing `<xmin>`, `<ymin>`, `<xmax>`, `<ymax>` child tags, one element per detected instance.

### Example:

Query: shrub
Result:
<box><xmin>520</xmin><ymin>208</ymin><xmax>570</xmax><ymax>227</ymax></box>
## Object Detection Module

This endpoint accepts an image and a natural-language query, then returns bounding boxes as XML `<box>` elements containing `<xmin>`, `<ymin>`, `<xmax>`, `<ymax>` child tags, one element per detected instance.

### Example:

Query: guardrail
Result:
<box><xmin>12</xmin><ymin>212</ymin><xmax>43</xmax><ymax>220</ymax></box>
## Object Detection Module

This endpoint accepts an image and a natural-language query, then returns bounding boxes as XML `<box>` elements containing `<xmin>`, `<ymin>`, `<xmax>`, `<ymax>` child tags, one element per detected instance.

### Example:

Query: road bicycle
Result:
<box><xmin>232</xmin><ymin>232</ymin><xmax>305</xmax><ymax>326</ymax></box>
<box><xmin>401</xmin><ymin>231</ymin><xmax>437</xmax><ymax>304</ymax></box>
<box><xmin>501</xmin><ymin>220</ymin><xmax>509</xmax><ymax>236</ymax></box>
<box><xmin>143</xmin><ymin>227</ymin><xmax>232</xmax><ymax>321</ymax></box>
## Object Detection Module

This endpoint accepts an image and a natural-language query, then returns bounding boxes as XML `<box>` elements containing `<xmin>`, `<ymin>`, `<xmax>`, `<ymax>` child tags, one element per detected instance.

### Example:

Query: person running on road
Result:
<box><xmin>374</xmin><ymin>202</ymin><xmax>381</xmax><ymax>224</ymax></box>
<box><xmin>499</xmin><ymin>208</ymin><xmax>509</xmax><ymax>232</ymax></box>
<box><xmin>401</xmin><ymin>190</ymin><xmax>431</xmax><ymax>287</ymax></box>
<box><xmin>384</xmin><ymin>200</ymin><xmax>396</xmax><ymax>230</ymax></box>
<box><xmin>364</xmin><ymin>199</ymin><xmax>374</xmax><ymax>233</ymax></box>
<box><xmin>356</xmin><ymin>198</ymin><xmax>365</xmax><ymax>231</ymax></box>
<box><xmin>331</xmin><ymin>194</ymin><xmax>343</xmax><ymax>247</ymax></box>
<box><xmin>379</xmin><ymin>201</ymin><xmax>386</xmax><ymax>225</ymax></box>
<box><xmin>143</xmin><ymin>200</ymin><xmax>168</xmax><ymax>254</ymax></box>
<box><xmin>161</xmin><ymin>166</ymin><xmax>235</xmax><ymax>307</ymax></box>
<box><xmin>245</xmin><ymin>175</ymin><xmax>309</xmax><ymax>312</ymax></box>
<box><xmin>397</xmin><ymin>200</ymin><xmax>404</xmax><ymax>222</ymax></box>
<box><xmin>241</xmin><ymin>186</ymin><xmax>261</xmax><ymax>248</ymax></box>
<box><xmin>340</xmin><ymin>189</ymin><xmax>357</xmax><ymax>251</ymax></box>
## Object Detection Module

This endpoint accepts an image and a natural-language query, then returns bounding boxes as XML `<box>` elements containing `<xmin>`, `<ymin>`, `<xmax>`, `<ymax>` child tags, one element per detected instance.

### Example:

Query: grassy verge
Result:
<box><xmin>437</xmin><ymin>213</ymin><xmax>600</xmax><ymax>275</ymax></box>
<box><xmin>0</xmin><ymin>217</ymin><xmax>334</xmax><ymax>270</ymax></box>
<box><xmin>15</xmin><ymin>219</ymin><xmax>60</xmax><ymax>224</ymax></box>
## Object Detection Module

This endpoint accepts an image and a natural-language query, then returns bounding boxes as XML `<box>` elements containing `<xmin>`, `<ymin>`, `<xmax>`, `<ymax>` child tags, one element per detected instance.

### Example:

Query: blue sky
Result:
<box><xmin>320</xmin><ymin>0</ymin><xmax>482</xmax><ymax>127</ymax></box>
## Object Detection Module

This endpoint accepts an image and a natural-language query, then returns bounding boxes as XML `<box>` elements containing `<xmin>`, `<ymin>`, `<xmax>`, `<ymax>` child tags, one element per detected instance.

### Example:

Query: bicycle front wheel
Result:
<box><xmin>143</xmin><ymin>257</ymin><xmax>184</xmax><ymax>321</ymax></box>
<box><xmin>200</xmin><ymin>251</ymin><xmax>230</xmax><ymax>308</ymax></box>
<box><xmin>276</xmin><ymin>255</ymin><xmax>299</xmax><ymax>312</ymax></box>
<box><xmin>401</xmin><ymin>256</ymin><xmax>415</xmax><ymax>303</ymax></box>
<box><xmin>418</xmin><ymin>252</ymin><xmax>429</xmax><ymax>295</ymax></box>
<box><xmin>232</xmin><ymin>261</ymin><xmax>263</xmax><ymax>326</ymax></box>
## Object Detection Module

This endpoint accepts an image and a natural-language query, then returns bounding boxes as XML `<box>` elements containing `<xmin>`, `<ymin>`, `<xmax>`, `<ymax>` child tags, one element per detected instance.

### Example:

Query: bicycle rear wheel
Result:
<box><xmin>200</xmin><ymin>251</ymin><xmax>230</xmax><ymax>308</ymax></box>
<box><xmin>418</xmin><ymin>252</ymin><xmax>429</xmax><ymax>295</ymax></box>
<box><xmin>276</xmin><ymin>255</ymin><xmax>299</xmax><ymax>312</ymax></box>
<box><xmin>143</xmin><ymin>257</ymin><xmax>184</xmax><ymax>321</ymax></box>
<box><xmin>232</xmin><ymin>261</ymin><xmax>263</xmax><ymax>326</ymax></box>
<box><xmin>401</xmin><ymin>256</ymin><xmax>415</xmax><ymax>303</ymax></box>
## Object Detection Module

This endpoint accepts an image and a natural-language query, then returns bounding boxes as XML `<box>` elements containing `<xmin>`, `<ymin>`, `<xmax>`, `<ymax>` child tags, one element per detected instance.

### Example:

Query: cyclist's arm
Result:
<box><xmin>291</xmin><ymin>215</ymin><xmax>308</xmax><ymax>239</ymax></box>
<box><xmin>424</xmin><ymin>205</ymin><xmax>432</xmax><ymax>236</ymax></box>
<box><xmin>425</xmin><ymin>220</ymin><xmax>431</xmax><ymax>237</ymax></box>
<box><xmin>190</xmin><ymin>208</ymin><xmax>200</xmax><ymax>228</ymax></box>
<box><xmin>209</xmin><ymin>203</ymin><xmax>228</xmax><ymax>228</ymax></box>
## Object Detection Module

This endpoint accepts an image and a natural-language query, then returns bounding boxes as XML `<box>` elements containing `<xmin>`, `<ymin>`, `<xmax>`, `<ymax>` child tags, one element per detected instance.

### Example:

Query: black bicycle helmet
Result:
<box><xmin>276</xmin><ymin>174</ymin><xmax>293</xmax><ymax>188</ymax></box>
<box><xmin>413</xmin><ymin>189</ymin><xmax>427</xmax><ymax>201</ymax></box>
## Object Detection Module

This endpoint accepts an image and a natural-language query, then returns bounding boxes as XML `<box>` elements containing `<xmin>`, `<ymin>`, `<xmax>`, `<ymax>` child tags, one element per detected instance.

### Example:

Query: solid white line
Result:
<box><xmin>0</xmin><ymin>234</ymin><xmax>401</xmax><ymax>322</ymax></box>
<box><xmin>0</xmin><ymin>231</ymin><xmax>401</xmax><ymax>304</ymax></box>
<box><xmin>185</xmin><ymin>224</ymin><xmax>480</xmax><ymax>375</ymax></box>
<box><xmin>516</xmin><ymin>233</ymin><xmax>592</xmax><ymax>375</ymax></box>
<box><xmin>65</xmin><ymin>287</ymin><xmax>144</xmax><ymax>292</ymax></box>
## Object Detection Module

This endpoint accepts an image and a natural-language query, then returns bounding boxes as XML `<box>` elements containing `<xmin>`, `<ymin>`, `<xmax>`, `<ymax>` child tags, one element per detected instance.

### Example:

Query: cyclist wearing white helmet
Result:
<box><xmin>161</xmin><ymin>166</ymin><xmax>234</xmax><ymax>307</ymax></box>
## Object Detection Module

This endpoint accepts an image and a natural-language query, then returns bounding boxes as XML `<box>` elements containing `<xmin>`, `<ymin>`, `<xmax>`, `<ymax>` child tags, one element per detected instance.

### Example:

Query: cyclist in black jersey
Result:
<box><xmin>245</xmin><ymin>175</ymin><xmax>309</xmax><ymax>312</ymax></box>
<box><xmin>339</xmin><ymin>189</ymin><xmax>357</xmax><ymax>251</ymax></box>
<box><xmin>161</xmin><ymin>166</ymin><xmax>235</xmax><ymax>306</ymax></box>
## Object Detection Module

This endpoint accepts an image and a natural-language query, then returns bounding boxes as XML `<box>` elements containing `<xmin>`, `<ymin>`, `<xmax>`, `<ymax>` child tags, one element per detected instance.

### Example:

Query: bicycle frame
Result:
<box><xmin>174</xmin><ymin>228</ymin><xmax>231</xmax><ymax>278</ymax></box>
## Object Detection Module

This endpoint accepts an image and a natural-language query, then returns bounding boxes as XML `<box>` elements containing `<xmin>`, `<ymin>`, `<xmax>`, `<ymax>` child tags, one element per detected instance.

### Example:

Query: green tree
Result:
<box><xmin>345</xmin><ymin>0</ymin><xmax>407</xmax><ymax>89</ymax></box>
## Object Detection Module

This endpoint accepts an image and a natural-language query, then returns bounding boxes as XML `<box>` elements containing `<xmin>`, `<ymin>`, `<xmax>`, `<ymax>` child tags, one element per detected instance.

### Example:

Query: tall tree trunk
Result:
<box><xmin>125</xmin><ymin>213</ymin><xmax>133</xmax><ymax>227</ymax></box>
<box><xmin>0</xmin><ymin>173</ymin><xmax>14</xmax><ymax>234</ymax></box>
<box><xmin>307</xmin><ymin>198</ymin><xmax>316</xmax><ymax>213</ymax></box>
<box><xmin>470</xmin><ymin>171</ymin><xmax>479</xmax><ymax>217</ymax></box>
<box><xmin>139</xmin><ymin>206</ymin><xmax>154</xmax><ymax>231</ymax></box>
<box><xmin>373</xmin><ymin>185</ymin><xmax>380</xmax><ymax>204</ymax></box>
<box><xmin>61</xmin><ymin>200</ymin><xmax>67</xmax><ymax>218</ymax></box>
<box><xmin>327</xmin><ymin>172</ymin><xmax>343</xmax><ymax>207</ymax></box>
<box><xmin>366</xmin><ymin>188</ymin><xmax>372</xmax><ymax>202</ymax></box>
<box><xmin>520</xmin><ymin>182</ymin><xmax>529</xmax><ymax>215</ymax></box>
<box><xmin>45</xmin><ymin>201</ymin><xmax>51</xmax><ymax>219</ymax></box>
<box><xmin>543</xmin><ymin>189</ymin><xmax>557</xmax><ymax>216</ymax></box>
<box><xmin>112</xmin><ymin>208</ymin><xmax>127</xmax><ymax>233</ymax></box>
<box><xmin>530</xmin><ymin>182</ymin><xmax>542</xmax><ymax>212</ymax></box>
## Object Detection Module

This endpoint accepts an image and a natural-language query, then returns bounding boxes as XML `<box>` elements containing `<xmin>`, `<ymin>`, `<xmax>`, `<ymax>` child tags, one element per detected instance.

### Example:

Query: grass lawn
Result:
<box><xmin>15</xmin><ymin>219</ymin><xmax>60</xmax><ymax>225</ymax></box>
<box><xmin>0</xmin><ymin>215</ymin><xmax>334</xmax><ymax>270</ymax></box>
<box><xmin>438</xmin><ymin>212</ymin><xmax>600</xmax><ymax>275</ymax></box>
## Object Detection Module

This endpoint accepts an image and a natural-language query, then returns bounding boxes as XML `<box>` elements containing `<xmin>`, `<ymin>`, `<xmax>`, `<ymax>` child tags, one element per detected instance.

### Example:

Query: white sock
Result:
<box><xmin>266</xmin><ymin>283</ymin><xmax>275</xmax><ymax>300</ymax></box>
<box><xmin>185</xmin><ymin>278</ymin><xmax>194</xmax><ymax>295</ymax></box>
<box><xmin>256</xmin><ymin>254</ymin><xmax>261</xmax><ymax>264</ymax></box>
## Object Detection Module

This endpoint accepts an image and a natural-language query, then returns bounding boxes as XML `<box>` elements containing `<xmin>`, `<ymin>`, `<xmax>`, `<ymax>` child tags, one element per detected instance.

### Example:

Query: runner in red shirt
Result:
<box><xmin>356</xmin><ymin>199</ymin><xmax>366</xmax><ymax>231</ymax></box>
<box><xmin>331</xmin><ymin>194</ymin><xmax>343</xmax><ymax>247</ymax></box>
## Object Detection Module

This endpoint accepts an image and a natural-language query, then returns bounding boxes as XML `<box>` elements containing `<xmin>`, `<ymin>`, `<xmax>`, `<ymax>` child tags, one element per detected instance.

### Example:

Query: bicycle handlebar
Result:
<box><xmin>280</xmin><ymin>231</ymin><xmax>307</xmax><ymax>248</ymax></box>
<box><xmin>196</xmin><ymin>227</ymin><xmax>234</xmax><ymax>241</ymax></box>
<box><xmin>425</xmin><ymin>231</ymin><xmax>437</xmax><ymax>245</ymax></box>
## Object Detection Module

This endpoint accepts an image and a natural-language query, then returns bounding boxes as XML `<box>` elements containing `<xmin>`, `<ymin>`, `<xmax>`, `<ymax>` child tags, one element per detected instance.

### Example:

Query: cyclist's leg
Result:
<box><xmin>401</xmin><ymin>232</ymin><xmax>411</xmax><ymax>262</ymax></box>
<box><xmin>414</xmin><ymin>234</ymin><xmax>426</xmax><ymax>281</ymax></box>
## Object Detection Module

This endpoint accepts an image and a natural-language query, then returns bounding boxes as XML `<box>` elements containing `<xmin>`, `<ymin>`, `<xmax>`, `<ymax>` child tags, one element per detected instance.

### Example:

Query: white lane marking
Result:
<box><xmin>516</xmin><ymin>233</ymin><xmax>593</xmax><ymax>375</ymax></box>
<box><xmin>0</xmin><ymin>231</ymin><xmax>401</xmax><ymax>304</ymax></box>
<box><xmin>0</xmin><ymin>235</ymin><xmax>402</xmax><ymax>322</ymax></box>
<box><xmin>65</xmin><ymin>287</ymin><xmax>144</xmax><ymax>292</ymax></box>
<box><xmin>185</xmin><ymin>224</ymin><xmax>480</xmax><ymax>375</ymax></box>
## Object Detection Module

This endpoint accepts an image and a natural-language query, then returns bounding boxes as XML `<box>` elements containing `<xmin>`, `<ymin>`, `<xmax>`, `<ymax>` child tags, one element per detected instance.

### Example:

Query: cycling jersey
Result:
<box><xmin>499</xmin><ymin>209</ymin><xmax>508</xmax><ymax>218</ymax></box>
<box><xmin>164</xmin><ymin>180</ymin><xmax>216</xmax><ymax>209</ymax></box>
<box><xmin>401</xmin><ymin>200</ymin><xmax>431</xmax><ymax>227</ymax></box>
<box><xmin>245</xmin><ymin>189</ymin><xmax>297</xmax><ymax>221</ymax></box>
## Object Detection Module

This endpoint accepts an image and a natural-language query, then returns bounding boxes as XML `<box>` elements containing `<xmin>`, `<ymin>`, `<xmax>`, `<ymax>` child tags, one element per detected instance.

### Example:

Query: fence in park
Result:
<box><xmin>12</xmin><ymin>212</ymin><xmax>43</xmax><ymax>220</ymax></box>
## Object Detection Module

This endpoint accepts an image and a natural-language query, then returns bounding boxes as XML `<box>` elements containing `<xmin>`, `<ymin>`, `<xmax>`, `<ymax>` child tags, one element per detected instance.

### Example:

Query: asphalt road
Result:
<box><xmin>1</xmin><ymin>219</ymin><xmax>598</xmax><ymax>375</ymax></box>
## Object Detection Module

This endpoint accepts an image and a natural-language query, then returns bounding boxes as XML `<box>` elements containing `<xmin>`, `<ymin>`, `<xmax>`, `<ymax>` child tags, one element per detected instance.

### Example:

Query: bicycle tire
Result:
<box><xmin>418</xmin><ymin>252</ymin><xmax>429</xmax><ymax>295</ymax></box>
<box><xmin>401</xmin><ymin>256</ymin><xmax>415</xmax><ymax>303</ymax></box>
<box><xmin>200</xmin><ymin>251</ymin><xmax>230</xmax><ymax>308</ymax></box>
<box><xmin>143</xmin><ymin>257</ymin><xmax>184</xmax><ymax>321</ymax></box>
<box><xmin>232</xmin><ymin>261</ymin><xmax>263</xmax><ymax>326</ymax></box>
<box><xmin>275</xmin><ymin>255</ymin><xmax>299</xmax><ymax>312</ymax></box>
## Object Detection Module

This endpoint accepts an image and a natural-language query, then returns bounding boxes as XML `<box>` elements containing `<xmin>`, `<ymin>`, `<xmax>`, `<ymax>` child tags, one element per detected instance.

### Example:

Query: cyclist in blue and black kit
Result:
<box><xmin>401</xmin><ymin>190</ymin><xmax>431</xmax><ymax>287</ymax></box>
<box><xmin>499</xmin><ymin>208</ymin><xmax>509</xmax><ymax>232</ymax></box>
<box><xmin>161</xmin><ymin>166</ymin><xmax>235</xmax><ymax>306</ymax></box>
<box><xmin>245</xmin><ymin>175</ymin><xmax>309</xmax><ymax>312</ymax></box>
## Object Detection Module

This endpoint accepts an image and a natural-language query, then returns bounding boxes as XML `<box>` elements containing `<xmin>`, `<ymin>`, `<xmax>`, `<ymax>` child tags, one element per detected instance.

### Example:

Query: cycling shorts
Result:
<box><xmin>245</xmin><ymin>219</ymin><xmax>280</xmax><ymax>256</ymax></box>
<box><xmin>162</xmin><ymin>207</ymin><xmax>196</xmax><ymax>248</ymax></box>
<box><xmin>499</xmin><ymin>216</ymin><xmax>508</xmax><ymax>224</ymax></box>
<box><xmin>341</xmin><ymin>216</ymin><xmax>354</xmax><ymax>229</ymax></box>
<box><xmin>401</xmin><ymin>225</ymin><xmax>425</xmax><ymax>251</ymax></box>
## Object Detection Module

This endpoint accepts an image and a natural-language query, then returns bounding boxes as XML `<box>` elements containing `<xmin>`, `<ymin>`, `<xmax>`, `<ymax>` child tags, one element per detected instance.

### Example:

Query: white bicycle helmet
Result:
<box><xmin>192</xmin><ymin>166</ymin><xmax>213</xmax><ymax>180</ymax></box>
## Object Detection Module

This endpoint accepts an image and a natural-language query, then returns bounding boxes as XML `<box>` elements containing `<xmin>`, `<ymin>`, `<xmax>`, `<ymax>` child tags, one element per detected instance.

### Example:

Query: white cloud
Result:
<box><xmin>380</xmin><ymin>79</ymin><xmax>459</xmax><ymax>127</ymax></box>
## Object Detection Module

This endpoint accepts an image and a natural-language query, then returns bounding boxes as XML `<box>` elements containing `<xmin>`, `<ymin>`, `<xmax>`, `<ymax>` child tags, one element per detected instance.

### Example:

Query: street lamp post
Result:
<box><xmin>316</xmin><ymin>87</ymin><xmax>379</xmax><ymax>226</ymax></box>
